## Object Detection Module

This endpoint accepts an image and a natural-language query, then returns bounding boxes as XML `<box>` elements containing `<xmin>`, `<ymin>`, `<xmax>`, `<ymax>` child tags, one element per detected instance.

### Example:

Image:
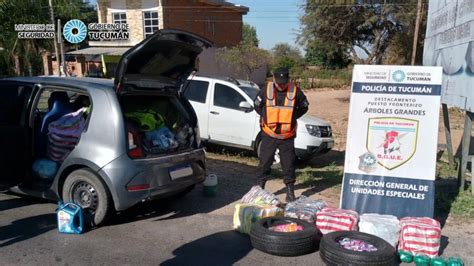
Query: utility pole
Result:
<box><xmin>48</xmin><ymin>0</ymin><xmax>61</xmax><ymax>76</ymax></box>
<box><xmin>411</xmin><ymin>0</ymin><xmax>423</xmax><ymax>65</ymax></box>
<box><xmin>57</xmin><ymin>19</ymin><xmax>66</xmax><ymax>76</ymax></box>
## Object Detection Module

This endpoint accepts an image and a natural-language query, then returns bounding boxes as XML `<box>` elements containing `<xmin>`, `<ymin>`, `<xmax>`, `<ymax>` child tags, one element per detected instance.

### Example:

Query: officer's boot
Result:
<box><xmin>285</xmin><ymin>183</ymin><xmax>296</xmax><ymax>202</ymax></box>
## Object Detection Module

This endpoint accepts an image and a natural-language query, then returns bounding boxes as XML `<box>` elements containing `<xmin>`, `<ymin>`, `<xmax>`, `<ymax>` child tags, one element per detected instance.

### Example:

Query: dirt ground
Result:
<box><xmin>205</xmin><ymin>87</ymin><xmax>474</xmax><ymax>263</ymax></box>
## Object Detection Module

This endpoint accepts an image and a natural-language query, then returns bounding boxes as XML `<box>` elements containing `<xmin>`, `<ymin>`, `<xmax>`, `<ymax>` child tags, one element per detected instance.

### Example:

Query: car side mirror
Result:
<box><xmin>239</xmin><ymin>101</ymin><xmax>254</xmax><ymax>113</ymax></box>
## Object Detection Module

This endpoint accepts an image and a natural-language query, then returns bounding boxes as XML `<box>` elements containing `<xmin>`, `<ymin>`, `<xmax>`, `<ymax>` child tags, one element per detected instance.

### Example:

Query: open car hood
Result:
<box><xmin>114</xmin><ymin>29</ymin><xmax>212</xmax><ymax>92</ymax></box>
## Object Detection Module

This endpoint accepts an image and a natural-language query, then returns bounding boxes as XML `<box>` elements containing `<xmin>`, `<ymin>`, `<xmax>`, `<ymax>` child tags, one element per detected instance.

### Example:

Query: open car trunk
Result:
<box><xmin>121</xmin><ymin>94</ymin><xmax>196</xmax><ymax>158</ymax></box>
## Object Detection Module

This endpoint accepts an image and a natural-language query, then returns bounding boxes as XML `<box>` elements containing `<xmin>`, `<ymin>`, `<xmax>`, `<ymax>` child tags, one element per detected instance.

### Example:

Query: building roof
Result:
<box><xmin>66</xmin><ymin>47</ymin><xmax>131</xmax><ymax>56</ymax></box>
<box><xmin>199</xmin><ymin>0</ymin><xmax>249</xmax><ymax>13</ymax></box>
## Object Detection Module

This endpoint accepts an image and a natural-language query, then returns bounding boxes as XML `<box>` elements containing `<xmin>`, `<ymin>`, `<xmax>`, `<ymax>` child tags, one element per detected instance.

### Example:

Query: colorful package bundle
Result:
<box><xmin>398</xmin><ymin>217</ymin><xmax>441</xmax><ymax>258</ymax></box>
<box><xmin>359</xmin><ymin>213</ymin><xmax>400</xmax><ymax>247</ymax></box>
<box><xmin>338</xmin><ymin>237</ymin><xmax>378</xmax><ymax>252</ymax></box>
<box><xmin>270</xmin><ymin>223</ymin><xmax>303</xmax><ymax>232</ymax></box>
<box><xmin>241</xmin><ymin>186</ymin><xmax>281</xmax><ymax>206</ymax></box>
<box><xmin>284</xmin><ymin>196</ymin><xmax>327</xmax><ymax>223</ymax></box>
<box><xmin>233</xmin><ymin>203</ymin><xmax>284</xmax><ymax>234</ymax></box>
<box><xmin>316</xmin><ymin>207</ymin><xmax>359</xmax><ymax>234</ymax></box>
<box><xmin>47</xmin><ymin>108</ymin><xmax>87</xmax><ymax>162</ymax></box>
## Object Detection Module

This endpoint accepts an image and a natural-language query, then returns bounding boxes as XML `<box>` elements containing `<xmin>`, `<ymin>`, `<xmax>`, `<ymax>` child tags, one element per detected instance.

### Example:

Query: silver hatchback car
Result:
<box><xmin>0</xmin><ymin>30</ymin><xmax>210</xmax><ymax>226</ymax></box>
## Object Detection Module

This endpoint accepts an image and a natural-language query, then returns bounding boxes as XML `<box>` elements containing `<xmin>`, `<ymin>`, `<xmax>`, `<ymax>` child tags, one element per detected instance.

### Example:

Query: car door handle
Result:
<box><xmin>210</xmin><ymin>111</ymin><xmax>220</xmax><ymax>115</ymax></box>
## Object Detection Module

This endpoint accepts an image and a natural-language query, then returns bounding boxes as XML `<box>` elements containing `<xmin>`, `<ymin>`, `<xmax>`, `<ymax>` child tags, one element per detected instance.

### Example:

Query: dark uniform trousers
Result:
<box><xmin>256</xmin><ymin>134</ymin><xmax>296</xmax><ymax>185</ymax></box>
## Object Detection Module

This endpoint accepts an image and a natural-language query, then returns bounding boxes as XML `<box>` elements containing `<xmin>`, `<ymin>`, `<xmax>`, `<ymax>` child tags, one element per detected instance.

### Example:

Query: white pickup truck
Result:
<box><xmin>183</xmin><ymin>75</ymin><xmax>334</xmax><ymax>162</ymax></box>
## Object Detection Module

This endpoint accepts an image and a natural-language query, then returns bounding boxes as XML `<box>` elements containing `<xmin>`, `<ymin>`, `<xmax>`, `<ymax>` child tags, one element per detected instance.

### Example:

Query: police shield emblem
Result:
<box><xmin>366</xmin><ymin>117</ymin><xmax>419</xmax><ymax>170</ymax></box>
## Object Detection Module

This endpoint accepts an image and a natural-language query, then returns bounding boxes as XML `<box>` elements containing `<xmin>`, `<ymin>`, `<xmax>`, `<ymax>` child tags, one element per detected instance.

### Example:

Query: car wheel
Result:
<box><xmin>62</xmin><ymin>169</ymin><xmax>113</xmax><ymax>227</ymax></box>
<box><xmin>257</xmin><ymin>140</ymin><xmax>280</xmax><ymax>165</ymax></box>
<box><xmin>250</xmin><ymin>217</ymin><xmax>321</xmax><ymax>257</ymax></box>
<box><xmin>320</xmin><ymin>231</ymin><xmax>396</xmax><ymax>266</ymax></box>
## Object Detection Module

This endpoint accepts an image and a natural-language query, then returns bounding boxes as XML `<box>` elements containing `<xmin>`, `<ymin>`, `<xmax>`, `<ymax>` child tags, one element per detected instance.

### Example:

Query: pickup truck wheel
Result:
<box><xmin>62</xmin><ymin>169</ymin><xmax>113</xmax><ymax>227</ymax></box>
<box><xmin>257</xmin><ymin>140</ymin><xmax>280</xmax><ymax>165</ymax></box>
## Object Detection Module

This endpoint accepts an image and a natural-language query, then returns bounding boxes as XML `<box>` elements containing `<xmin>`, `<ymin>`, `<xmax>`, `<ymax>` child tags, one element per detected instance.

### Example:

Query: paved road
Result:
<box><xmin>0</xmin><ymin>189</ymin><xmax>326</xmax><ymax>265</ymax></box>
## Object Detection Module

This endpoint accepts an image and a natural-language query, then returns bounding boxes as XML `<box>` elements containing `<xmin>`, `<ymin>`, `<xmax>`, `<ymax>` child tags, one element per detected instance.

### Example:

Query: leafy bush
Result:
<box><xmin>296</xmin><ymin>68</ymin><xmax>352</xmax><ymax>89</ymax></box>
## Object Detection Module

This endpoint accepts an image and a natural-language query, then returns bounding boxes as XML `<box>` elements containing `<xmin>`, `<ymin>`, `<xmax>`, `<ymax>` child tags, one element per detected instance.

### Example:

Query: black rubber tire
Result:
<box><xmin>250</xmin><ymin>217</ymin><xmax>321</xmax><ymax>257</ymax></box>
<box><xmin>320</xmin><ymin>231</ymin><xmax>396</xmax><ymax>266</ymax></box>
<box><xmin>62</xmin><ymin>169</ymin><xmax>113</xmax><ymax>227</ymax></box>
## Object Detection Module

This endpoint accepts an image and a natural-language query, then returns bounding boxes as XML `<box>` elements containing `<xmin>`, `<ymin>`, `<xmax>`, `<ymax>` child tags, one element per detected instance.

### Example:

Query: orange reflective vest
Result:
<box><xmin>261</xmin><ymin>82</ymin><xmax>297</xmax><ymax>139</ymax></box>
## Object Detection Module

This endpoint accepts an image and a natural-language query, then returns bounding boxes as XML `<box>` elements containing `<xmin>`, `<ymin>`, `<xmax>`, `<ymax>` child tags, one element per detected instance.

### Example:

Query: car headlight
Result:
<box><xmin>306</xmin><ymin>124</ymin><xmax>321</xmax><ymax>137</ymax></box>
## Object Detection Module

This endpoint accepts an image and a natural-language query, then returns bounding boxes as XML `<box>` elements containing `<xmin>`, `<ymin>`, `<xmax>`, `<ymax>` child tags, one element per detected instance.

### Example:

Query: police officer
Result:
<box><xmin>254</xmin><ymin>67</ymin><xmax>309</xmax><ymax>202</ymax></box>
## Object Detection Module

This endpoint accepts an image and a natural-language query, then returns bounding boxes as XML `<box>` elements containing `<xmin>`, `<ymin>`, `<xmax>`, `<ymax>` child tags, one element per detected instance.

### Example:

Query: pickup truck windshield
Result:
<box><xmin>239</xmin><ymin>86</ymin><xmax>259</xmax><ymax>100</ymax></box>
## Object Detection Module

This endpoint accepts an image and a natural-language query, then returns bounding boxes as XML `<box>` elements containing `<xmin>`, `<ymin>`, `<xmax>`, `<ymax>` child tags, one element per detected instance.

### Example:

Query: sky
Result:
<box><xmin>88</xmin><ymin>0</ymin><xmax>304</xmax><ymax>51</ymax></box>
<box><xmin>230</xmin><ymin>0</ymin><xmax>304</xmax><ymax>51</ymax></box>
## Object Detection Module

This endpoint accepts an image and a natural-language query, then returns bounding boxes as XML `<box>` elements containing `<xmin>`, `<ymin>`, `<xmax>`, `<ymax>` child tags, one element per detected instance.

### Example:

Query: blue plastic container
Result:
<box><xmin>57</xmin><ymin>202</ymin><xmax>84</xmax><ymax>234</ymax></box>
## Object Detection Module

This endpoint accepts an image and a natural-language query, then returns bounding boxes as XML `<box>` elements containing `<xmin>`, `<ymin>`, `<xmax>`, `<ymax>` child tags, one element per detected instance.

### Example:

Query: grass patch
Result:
<box><xmin>297</xmin><ymin>68</ymin><xmax>352</xmax><ymax>89</ymax></box>
<box><xmin>436</xmin><ymin>160</ymin><xmax>458</xmax><ymax>179</ymax></box>
<box><xmin>451</xmin><ymin>186</ymin><xmax>474</xmax><ymax>218</ymax></box>
<box><xmin>206</xmin><ymin>151</ymin><xmax>259</xmax><ymax>166</ymax></box>
<box><xmin>296</xmin><ymin>162</ymin><xmax>342</xmax><ymax>186</ymax></box>
<box><xmin>435</xmin><ymin>183</ymin><xmax>474</xmax><ymax>221</ymax></box>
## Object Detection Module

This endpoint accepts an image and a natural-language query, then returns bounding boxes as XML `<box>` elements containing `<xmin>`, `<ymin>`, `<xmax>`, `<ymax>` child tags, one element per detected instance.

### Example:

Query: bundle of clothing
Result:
<box><xmin>233</xmin><ymin>186</ymin><xmax>284</xmax><ymax>234</ymax></box>
<box><xmin>284</xmin><ymin>196</ymin><xmax>327</xmax><ymax>223</ymax></box>
<box><xmin>125</xmin><ymin>109</ymin><xmax>193</xmax><ymax>153</ymax></box>
<box><xmin>47</xmin><ymin>107</ymin><xmax>87</xmax><ymax>162</ymax></box>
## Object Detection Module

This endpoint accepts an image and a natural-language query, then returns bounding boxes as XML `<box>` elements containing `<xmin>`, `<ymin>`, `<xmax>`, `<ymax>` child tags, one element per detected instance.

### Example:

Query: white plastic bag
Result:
<box><xmin>359</xmin><ymin>213</ymin><xmax>400</xmax><ymax>248</ymax></box>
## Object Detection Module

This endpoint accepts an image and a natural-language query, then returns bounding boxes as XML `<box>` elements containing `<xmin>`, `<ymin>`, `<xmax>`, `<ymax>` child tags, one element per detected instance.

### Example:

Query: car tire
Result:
<box><xmin>320</xmin><ymin>231</ymin><xmax>396</xmax><ymax>266</ymax></box>
<box><xmin>62</xmin><ymin>169</ymin><xmax>113</xmax><ymax>227</ymax></box>
<box><xmin>250</xmin><ymin>217</ymin><xmax>321</xmax><ymax>257</ymax></box>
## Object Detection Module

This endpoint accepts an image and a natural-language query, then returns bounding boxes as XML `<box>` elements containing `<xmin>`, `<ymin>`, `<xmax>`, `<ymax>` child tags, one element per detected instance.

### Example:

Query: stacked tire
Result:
<box><xmin>319</xmin><ymin>231</ymin><xmax>396</xmax><ymax>265</ymax></box>
<box><xmin>249</xmin><ymin>217</ymin><xmax>322</xmax><ymax>257</ymax></box>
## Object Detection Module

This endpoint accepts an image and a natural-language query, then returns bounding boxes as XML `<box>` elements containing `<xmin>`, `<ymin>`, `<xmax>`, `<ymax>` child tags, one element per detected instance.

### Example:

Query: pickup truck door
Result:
<box><xmin>0</xmin><ymin>81</ymin><xmax>33</xmax><ymax>188</ymax></box>
<box><xmin>183</xmin><ymin>79</ymin><xmax>211</xmax><ymax>139</ymax></box>
<box><xmin>208</xmin><ymin>82</ymin><xmax>257</xmax><ymax>148</ymax></box>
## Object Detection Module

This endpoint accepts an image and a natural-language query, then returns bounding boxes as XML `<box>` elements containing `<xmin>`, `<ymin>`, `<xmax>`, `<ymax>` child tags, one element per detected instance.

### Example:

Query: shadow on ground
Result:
<box><xmin>272</xmin><ymin>167</ymin><xmax>342</xmax><ymax>198</ymax></box>
<box><xmin>160</xmin><ymin>230</ymin><xmax>252</xmax><ymax>266</ymax></box>
<box><xmin>108</xmin><ymin>157</ymin><xmax>258</xmax><ymax>226</ymax></box>
<box><xmin>303</xmin><ymin>150</ymin><xmax>345</xmax><ymax>168</ymax></box>
<box><xmin>0</xmin><ymin>195</ymin><xmax>50</xmax><ymax>212</ymax></box>
<box><xmin>434</xmin><ymin>179</ymin><xmax>460</xmax><ymax>227</ymax></box>
<box><xmin>0</xmin><ymin>213</ymin><xmax>56</xmax><ymax>247</ymax></box>
<box><xmin>439</xmin><ymin>236</ymin><xmax>450</xmax><ymax>256</ymax></box>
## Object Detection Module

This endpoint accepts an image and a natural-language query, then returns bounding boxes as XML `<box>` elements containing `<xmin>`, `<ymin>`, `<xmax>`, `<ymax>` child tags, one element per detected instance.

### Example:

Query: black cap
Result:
<box><xmin>273</xmin><ymin>67</ymin><xmax>289</xmax><ymax>84</ymax></box>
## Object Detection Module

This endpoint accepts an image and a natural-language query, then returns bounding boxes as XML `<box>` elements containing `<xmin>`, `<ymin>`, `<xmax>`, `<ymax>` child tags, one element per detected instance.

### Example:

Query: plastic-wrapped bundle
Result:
<box><xmin>233</xmin><ymin>203</ymin><xmax>284</xmax><ymax>234</ymax></box>
<box><xmin>359</xmin><ymin>213</ymin><xmax>400</xmax><ymax>248</ymax></box>
<box><xmin>241</xmin><ymin>186</ymin><xmax>281</xmax><ymax>206</ymax></box>
<box><xmin>284</xmin><ymin>196</ymin><xmax>327</xmax><ymax>223</ymax></box>
<box><xmin>398</xmin><ymin>217</ymin><xmax>441</xmax><ymax>258</ymax></box>
<box><xmin>316</xmin><ymin>207</ymin><xmax>359</xmax><ymax>234</ymax></box>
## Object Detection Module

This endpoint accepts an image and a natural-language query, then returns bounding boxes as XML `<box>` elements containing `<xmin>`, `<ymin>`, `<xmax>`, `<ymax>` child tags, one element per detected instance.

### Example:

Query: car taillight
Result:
<box><xmin>128</xmin><ymin>131</ymin><xmax>144</xmax><ymax>159</ymax></box>
<box><xmin>127</xmin><ymin>184</ymin><xmax>150</xmax><ymax>192</ymax></box>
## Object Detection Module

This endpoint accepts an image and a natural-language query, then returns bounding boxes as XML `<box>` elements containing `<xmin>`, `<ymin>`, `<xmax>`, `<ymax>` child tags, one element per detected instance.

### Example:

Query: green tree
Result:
<box><xmin>242</xmin><ymin>23</ymin><xmax>259</xmax><ymax>47</ymax></box>
<box><xmin>0</xmin><ymin>0</ymin><xmax>96</xmax><ymax>76</ymax></box>
<box><xmin>299</xmin><ymin>0</ymin><xmax>418</xmax><ymax>64</ymax></box>
<box><xmin>217</xmin><ymin>42</ymin><xmax>271</xmax><ymax>80</ymax></box>
<box><xmin>305</xmin><ymin>40</ymin><xmax>350</xmax><ymax>69</ymax></box>
<box><xmin>271</xmin><ymin>43</ymin><xmax>304</xmax><ymax>74</ymax></box>
<box><xmin>382</xmin><ymin>2</ymin><xmax>428</xmax><ymax>65</ymax></box>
